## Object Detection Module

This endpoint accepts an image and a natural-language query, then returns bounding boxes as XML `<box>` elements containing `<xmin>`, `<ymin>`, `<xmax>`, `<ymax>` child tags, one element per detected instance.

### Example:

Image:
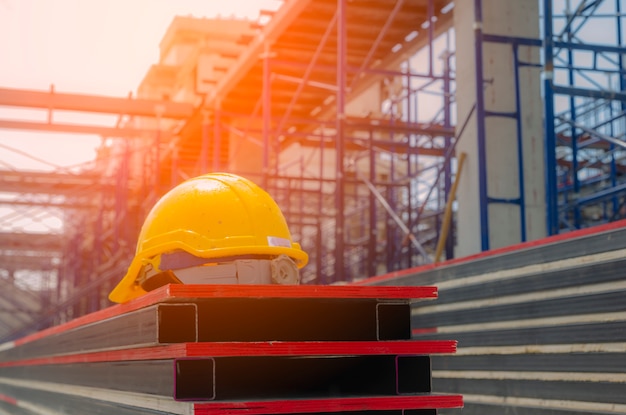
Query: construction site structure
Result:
<box><xmin>1</xmin><ymin>1</ymin><xmax>626</xmax><ymax>413</ymax></box>
<box><xmin>3</xmin><ymin>1</ymin><xmax>625</xmax><ymax>322</ymax></box>
<box><xmin>1</xmin><ymin>0</ymin><xmax>459</xmax><ymax>337</ymax></box>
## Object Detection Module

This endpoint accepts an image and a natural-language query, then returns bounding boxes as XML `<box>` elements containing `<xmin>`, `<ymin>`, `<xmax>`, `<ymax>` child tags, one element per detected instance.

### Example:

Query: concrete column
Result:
<box><xmin>454</xmin><ymin>0</ymin><xmax>546</xmax><ymax>257</ymax></box>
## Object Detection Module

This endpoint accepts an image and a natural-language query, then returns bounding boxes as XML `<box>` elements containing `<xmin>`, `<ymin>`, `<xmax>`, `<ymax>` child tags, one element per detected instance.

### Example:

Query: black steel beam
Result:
<box><xmin>0</xmin><ymin>297</ymin><xmax>412</xmax><ymax>362</ymax></box>
<box><xmin>177</xmin><ymin>355</ymin><xmax>431</xmax><ymax>400</ymax></box>
<box><xmin>0</xmin><ymin>303</ymin><xmax>197</xmax><ymax>362</ymax></box>
<box><xmin>0</xmin><ymin>384</ymin><xmax>180</xmax><ymax>415</ymax></box>
<box><xmin>0</xmin><ymin>355</ymin><xmax>431</xmax><ymax>401</ymax></box>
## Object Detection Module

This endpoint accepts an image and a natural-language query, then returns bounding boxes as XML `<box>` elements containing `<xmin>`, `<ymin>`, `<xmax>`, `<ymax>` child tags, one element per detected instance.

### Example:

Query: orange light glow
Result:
<box><xmin>0</xmin><ymin>0</ymin><xmax>281</xmax><ymax>170</ymax></box>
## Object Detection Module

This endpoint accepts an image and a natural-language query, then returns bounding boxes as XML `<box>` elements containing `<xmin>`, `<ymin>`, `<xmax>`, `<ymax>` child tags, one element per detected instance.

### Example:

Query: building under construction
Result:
<box><xmin>0</xmin><ymin>0</ymin><xmax>625</xmax><ymax>414</ymax></box>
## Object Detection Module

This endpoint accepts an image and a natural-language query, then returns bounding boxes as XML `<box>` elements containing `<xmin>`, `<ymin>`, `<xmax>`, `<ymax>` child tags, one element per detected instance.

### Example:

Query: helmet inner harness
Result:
<box><xmin>137</xmin><ymin>252</ymin><xmax>300</xmax><ymax>292</ymax></box>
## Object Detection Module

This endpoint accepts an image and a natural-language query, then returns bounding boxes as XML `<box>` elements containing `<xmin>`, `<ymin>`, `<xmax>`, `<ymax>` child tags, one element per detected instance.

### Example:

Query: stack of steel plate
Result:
<box><xmin>0</xmin><ymin>284</ymin><xmax>462</xmax><ymax>415</ymax></box>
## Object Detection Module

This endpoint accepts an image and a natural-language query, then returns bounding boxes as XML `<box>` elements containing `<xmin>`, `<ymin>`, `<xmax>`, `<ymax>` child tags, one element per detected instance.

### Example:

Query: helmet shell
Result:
<box><xmin>109</xmin><ymin>173</ymin><xmax>308</xmax><ymax>303</ymax></box>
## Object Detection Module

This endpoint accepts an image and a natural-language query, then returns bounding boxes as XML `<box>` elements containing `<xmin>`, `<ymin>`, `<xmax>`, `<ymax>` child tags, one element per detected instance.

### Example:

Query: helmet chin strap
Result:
<box><xmin>140</xmin><ymin>270</ymin><xmax>182</xmax><ymax>292</ymax></box>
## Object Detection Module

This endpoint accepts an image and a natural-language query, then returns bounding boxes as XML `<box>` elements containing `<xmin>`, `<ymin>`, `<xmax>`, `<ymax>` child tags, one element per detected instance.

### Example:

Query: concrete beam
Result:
<box><xmin>0</xmin><ymin>232</ymin><xmax>63</xmax><ymax>252</ymax></box>
<box><xmin>0</xmin><ymin>254</ymin><xmax>59</xmax><ymax>273</ymax></box>
<box><xmin>0</xmin><ymin>119</ymin><xmax>173</xmax><ymax>139</ymax></box>
<box><xmin>0</xmin><ymin>87</ymin><xmax>194</xmax><ymax>119</ymax></box>
<box><xmin>0</xmin><ymin>170</ymin><xmax>114</xmax><ymax>196</ymax></box>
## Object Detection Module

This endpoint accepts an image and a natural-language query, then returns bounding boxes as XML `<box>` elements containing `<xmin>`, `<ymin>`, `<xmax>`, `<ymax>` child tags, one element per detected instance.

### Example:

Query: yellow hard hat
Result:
<box><xmin>109</xmin><ymin>173</ymin><xmax>308</xmax><ymax>303</ymax></box>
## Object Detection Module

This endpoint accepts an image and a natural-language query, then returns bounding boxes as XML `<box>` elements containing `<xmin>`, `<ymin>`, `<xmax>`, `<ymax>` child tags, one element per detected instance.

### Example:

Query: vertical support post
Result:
<box><xmin>213</xmin><ymin>103</ymin><xmax>221</xmax><ymax>172</ymax></box>
<box><xmin>299</xmin><ymin>156</ymin><xmax>304</xmax><ymax>243</ymax></box>
<box><xmin>609</xmin><ymin>103</ymin><xmax>617</xmax><ymax>218</ymax></box>
<box><xmin>442</xmin><ymin>50</ymin><xmax>454</xmax><ymax>259</ymax></box>
<box><xmin>263</xmin><ymin>42</ymin><xmax>272</xmax><ymax>189</ymax></box>
<box><xmin>150</xmin><ymin>105</ymin><xmax>165</xmax><ymax>204</ymax></box>
<box><xmin>71</xmin><ymin>250</ymin><xmax>79</xmax><ymax>316</ymax></box>
<box><xmin>613</xmin><ymin>0</ymin><xmax>623</xmax><ymax>216</ymax></box>
<box><xmin>113</xmin><ymin>139</ymin><xmax>130</xmax><ymax>300</ymax></box>
<box><xmin>171</xmin><ymin>145</ymin><xmax>178</xmax><ymax>187</ymax></box>
<box><xmin>141</xmin><ymin>138</ymin><xmax>149</xmax><ymax>207</ymax></box>
<box><xmin>428</xmin><ymin>0</ymin><xmax>434</xmax><ymax>76</ymax></box>
<box><xmin>512</xmin><ymin>45</ymin><xmax>527</xmax><ymax>241</ymax></box>
<box><xmin>115</xmin><ymin>139</ymin><xmax>130</xmax><ymax>246</ymax></box>
<box><xmin>473</xmin><ymin>0</ymin><xmax>490</xmax><ymax>250</ymax></box>
<box><xmin>543</xmin><ymin>0</ymin><xmax>559</xmax><ymax>235</ymax></box>
<box><xmin>565</xmin><ymin>7</ymin><xmax>580</xmax><ymax>228</ymax></box>
<box><xmin>335</xmin><ymin>0</ymin><xmax>347</xmax><ymax>282</ymax></box>
<box><xmin>387</xmin><ymin>129</ymin><xmax>397</xmax><ymax>271</ymax></box>
<box><xmin>201</xmin><ymin>110</ymin><xmax>210</xmax><ymax>174</ymax></box>
<box><xmin>405</xmin><ymin>63</ymin><xmax>413</xmax><ymax>267</ymax></box>
<box><xmin>153</xmin><ymin>110</ymin><xmax>162</xmax><ymax>201</ymax></box>
<box><xmin>615</xmin><ymin>0</ymin><xmax>626</xmax><ymax>101</ymax></box>
<box><xmin>91</xmin><ymin>202</ymin><xmax>104</xmax><ymax>312</ymax></box>
<box><xmin>368</xmin><ymin>129</ymin><xmax>377</xmax><ymax>278</ymax></box>
<box><xmin>318</xmin><ymin>129</ymin><xmax>325</xmax><ymax>283</ymax></box>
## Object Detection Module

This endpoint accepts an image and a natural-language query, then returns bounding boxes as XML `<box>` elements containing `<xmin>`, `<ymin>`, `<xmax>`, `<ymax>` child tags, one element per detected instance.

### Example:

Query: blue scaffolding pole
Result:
<box><xmin>473</xmin><ymin>0</ymin><xmax>490</xmax><ymax>251</ymax></box>
<box><xmin>544</xmin><ymin>0</ymin><xmax>559</xmax><ymax>235</ymax></box>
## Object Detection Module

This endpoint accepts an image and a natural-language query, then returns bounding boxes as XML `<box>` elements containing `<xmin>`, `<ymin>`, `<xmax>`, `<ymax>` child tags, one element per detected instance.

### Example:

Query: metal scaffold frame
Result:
<box><xmin>15</xmin><ymin>0</ymin><xmax>626</xmax><ymax>336</ymax></box>
<box><xmin>0</xmin><ymin>1</ymin><xmax>459</xmax><ymax>338</ymax></box>
<box><xmin>264</xmin><ymin>0</ymin><xmax>457</xmax><ymax>284</ymax></box>
<box><xmin>0</xmin><ymin>88</ymin><xmax>192</xmax><ymax>340</ymax></box>
<box><xmin>174</xmin><ymin>0</ymin><xmax>458</xmax><ymax>285</ymax></box>
<box><xmin>31</xmin><ymin>0</ymin><xmax>626</xmax><ymax>338</ymax></box>
<box><xmin>546</xmin><ymin>0</ymin><xmax>626</xmax><ymax>232</ymax></box>
<box><xmin>472</xmin><ymin>0</ymin><xmax>626</xmax><ymax>243</ymax></box>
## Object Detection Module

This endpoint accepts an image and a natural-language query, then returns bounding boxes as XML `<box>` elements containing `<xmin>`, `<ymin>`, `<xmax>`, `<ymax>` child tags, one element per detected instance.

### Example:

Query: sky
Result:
<box><xmin>0</xmin><ymin>0</ymin><xmax>281</xmax><ymax>171</ymax></box>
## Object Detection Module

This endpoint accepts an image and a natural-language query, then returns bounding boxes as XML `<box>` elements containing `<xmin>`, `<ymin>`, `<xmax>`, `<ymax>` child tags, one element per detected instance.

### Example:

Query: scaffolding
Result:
<box><xmin>2</xmin><ymin>0</ymin><xmax>626</xmax><ymax>340</ymax></box>
<box><xmin>472</xmin><ymin>0</ymin><xmax>626</xmax><ymax>244</ymax></box>
<box><xmin>546</xmin><ymin>0</ymin><xmax>626</xmax><ymax>232</ymax></box>
<box><xmin>124</xmin><ymin>1</ymin><xmax>457</xmax><ymax>286</ymax></box>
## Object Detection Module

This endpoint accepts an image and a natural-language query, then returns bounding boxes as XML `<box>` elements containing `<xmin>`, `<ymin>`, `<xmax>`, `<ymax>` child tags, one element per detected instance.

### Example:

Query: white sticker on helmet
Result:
<box><xmin>267</xmin><ymin>236</ymin><xmax>291</xmax><ymax>247</ymax></box>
